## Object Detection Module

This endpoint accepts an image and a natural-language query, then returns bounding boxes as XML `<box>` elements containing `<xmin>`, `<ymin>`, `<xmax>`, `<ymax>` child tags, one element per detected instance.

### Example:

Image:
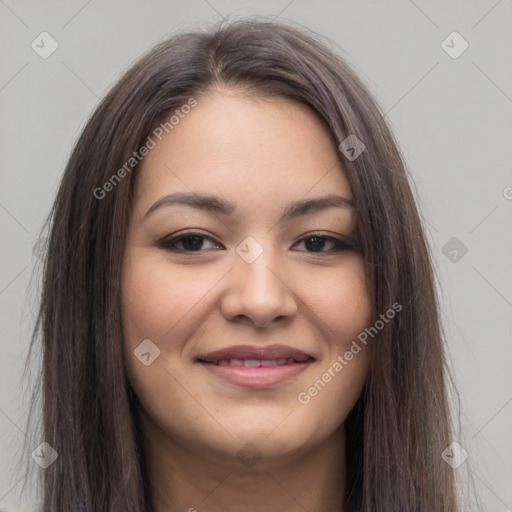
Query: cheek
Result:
<box><xmin>121</xmin><ymin>255</ymin><xmax>209</xmax><ymax>428</ymax></box>
<box><xmin>120</xmin><ymin>252</ymin><xmax>228</xmax><ymax>409</ymax></box>
<box><xmin>291</xmin><ymin>256</ymin><xmax>371</xmax><ymax>428</ymax></box>
<box><xmin>121</xmin><ymin>254</ymin><xmax>183</xmax><ymax>392</ymax></box>
<box><xmin>121</xmin><ymin>251</ymin><xmax>215</xmax><ymax>345</ymax></box>
<box><xmin>292</xmin><ymin>351</ymin><xmax>369</xmax><ymax>452</ymax></box>
<box><xmin>305</xmin><ymin>255</ymin><xmax>372</xmax><ymax>342</ymax></box>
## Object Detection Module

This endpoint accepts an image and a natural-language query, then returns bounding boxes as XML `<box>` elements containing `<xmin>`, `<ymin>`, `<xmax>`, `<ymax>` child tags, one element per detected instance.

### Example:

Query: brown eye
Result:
<box><xmin>157</xmin><ymin>231</ymin><xmax>223</xmax><ymax>253</ymax></box>
<box><xmin>293</xmin><ymin>234</ymin><xmax>353</xmax><ymax>253</ymax></box>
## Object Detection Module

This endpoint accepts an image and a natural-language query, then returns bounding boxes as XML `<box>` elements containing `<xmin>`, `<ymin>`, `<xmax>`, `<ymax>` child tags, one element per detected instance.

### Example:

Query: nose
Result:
<box><xmin>220</xmin><ymin>241</ymin><xmax>298</xmax><ymax>328</ymax></box>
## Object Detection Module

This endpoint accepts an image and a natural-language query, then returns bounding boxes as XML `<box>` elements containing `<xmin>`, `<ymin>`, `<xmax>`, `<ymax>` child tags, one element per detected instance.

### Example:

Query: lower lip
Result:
<box><xmin>199</xmin><ymin>361</ymin><xmax>311</xmax><ymax>388</ymax></box>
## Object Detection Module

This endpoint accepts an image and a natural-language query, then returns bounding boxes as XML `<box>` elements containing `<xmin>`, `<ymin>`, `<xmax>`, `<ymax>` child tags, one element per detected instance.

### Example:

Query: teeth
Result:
<box><xmin>207</xmin><ymin>357</ymin><xmax>309</xmax><ymax>366</ymax></box>
<box><xmin>209</xmin><ymin>358</ymin><xmax>304</xmax><ymax>367</ymax></box>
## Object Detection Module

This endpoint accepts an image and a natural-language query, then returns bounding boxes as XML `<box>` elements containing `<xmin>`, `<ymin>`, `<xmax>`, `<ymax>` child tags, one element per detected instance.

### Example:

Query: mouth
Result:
<box><xmin>196</xmin><ymin>344</ymin><xmax>315</xmax><ymax>388</ymax></box>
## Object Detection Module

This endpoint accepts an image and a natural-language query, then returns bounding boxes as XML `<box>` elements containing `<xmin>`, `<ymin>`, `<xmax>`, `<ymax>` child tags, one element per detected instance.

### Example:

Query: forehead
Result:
<box><xmin>134</xmin><ymin>90</ymin><xmax>352</xmax><ymax>212</ymax></box>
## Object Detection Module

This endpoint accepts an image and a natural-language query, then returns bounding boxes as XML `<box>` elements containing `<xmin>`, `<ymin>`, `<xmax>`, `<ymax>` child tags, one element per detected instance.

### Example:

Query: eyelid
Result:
<box><xmin>292</xmin><ymin>232</ymin><xmax>354</xmax><ymax>252</ymax></box>
<box><xmin>156</xmin><ymin>229</ymin><xmax>224</xmax><ymax>250</ymax></box>
<box><xmin>292</xmin><ymin>230</ymin><xmax>354</xmax><ymax>245</ymax></box>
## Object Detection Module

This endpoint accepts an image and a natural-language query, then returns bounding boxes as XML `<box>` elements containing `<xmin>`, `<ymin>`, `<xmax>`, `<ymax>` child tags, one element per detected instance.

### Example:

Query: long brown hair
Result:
<box><xmin>20</xmin><ymin>18</ymin><xmax>464</xmax><ymax>511</ymax></box>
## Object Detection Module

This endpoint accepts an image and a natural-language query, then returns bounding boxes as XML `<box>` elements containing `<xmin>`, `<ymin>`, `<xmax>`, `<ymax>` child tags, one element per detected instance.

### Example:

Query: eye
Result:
<box><xmin>156</xmin><ymin>230</ymin><xmax>223</xmax><ymax>253</ymax></box>
<box><xmin>156</xmin><ymin>231</ymin><xmax>353</xmax><ymax>254</ymax></box>
<box><xmin>292</xmin><ymin>233</ymin><xmax>353</xmax><ymax>253</ymax></box>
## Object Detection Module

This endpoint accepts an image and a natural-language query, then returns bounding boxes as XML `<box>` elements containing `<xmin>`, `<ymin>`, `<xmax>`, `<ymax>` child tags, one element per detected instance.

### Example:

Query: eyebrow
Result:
<box><xmin>142</xmin><ymin>192</ymin><xmax>355</xmax><ymax>223</ymax></box>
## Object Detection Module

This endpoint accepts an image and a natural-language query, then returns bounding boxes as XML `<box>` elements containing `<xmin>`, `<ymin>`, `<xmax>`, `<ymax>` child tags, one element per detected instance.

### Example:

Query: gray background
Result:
<box><xmin>1</xmin><ymin>0</ymin><xmax>511</xmax><ymax>510</ymax></box>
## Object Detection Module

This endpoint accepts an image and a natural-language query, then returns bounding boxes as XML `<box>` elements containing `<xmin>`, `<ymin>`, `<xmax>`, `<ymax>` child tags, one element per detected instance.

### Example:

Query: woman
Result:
<box><xmin>22</xmin><ymin>18</ymin><xmax>463</xmax><ymax>511</ymax></box>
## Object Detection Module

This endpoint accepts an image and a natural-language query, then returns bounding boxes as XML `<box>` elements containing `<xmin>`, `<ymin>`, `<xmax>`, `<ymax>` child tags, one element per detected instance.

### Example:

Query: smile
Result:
<box><xmin>196</xmin><ymin>344</ymin><xmax>315</xmax><ymax>388</ymax></box>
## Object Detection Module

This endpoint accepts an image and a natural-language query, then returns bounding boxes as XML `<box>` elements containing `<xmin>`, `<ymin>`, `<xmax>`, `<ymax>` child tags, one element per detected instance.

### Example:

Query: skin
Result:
<box><xmin>121</xmin><ymin>89</ymin><xmax>373</xmax><ymax>512</ymax></box>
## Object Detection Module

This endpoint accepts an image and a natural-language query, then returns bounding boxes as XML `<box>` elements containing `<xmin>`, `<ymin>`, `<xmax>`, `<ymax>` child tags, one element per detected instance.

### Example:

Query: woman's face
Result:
<box><xmin>121</xmin><ymin>90</ymin><xmax>372</xmax><ymax>466</ymax></box>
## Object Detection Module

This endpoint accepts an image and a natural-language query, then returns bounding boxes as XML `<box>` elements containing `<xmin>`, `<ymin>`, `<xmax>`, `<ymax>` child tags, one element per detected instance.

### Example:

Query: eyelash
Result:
<box><xmin>156</xmin><ymin>230</ymin><xmax>354</xmax><ymax>254</ymax></box>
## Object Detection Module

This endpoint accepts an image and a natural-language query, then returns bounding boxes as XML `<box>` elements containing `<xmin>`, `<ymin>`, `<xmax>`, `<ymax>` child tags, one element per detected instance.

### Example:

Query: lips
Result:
<box><xmin>196</xmin><ymin>344</ymin><xmax>315</xmax><ymax>365</ymax></box>
<box><xmin>196</xmin><ymin>344</ymin><xmax>315</xmax><ymax>388</ymax></box>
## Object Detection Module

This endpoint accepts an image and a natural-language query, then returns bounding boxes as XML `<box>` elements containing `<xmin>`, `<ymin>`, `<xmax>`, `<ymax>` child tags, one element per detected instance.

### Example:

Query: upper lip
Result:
<box><xmin>196</xmin><ymin>344</ymin><xmax>315</xmax><ymax>363</ymax></box>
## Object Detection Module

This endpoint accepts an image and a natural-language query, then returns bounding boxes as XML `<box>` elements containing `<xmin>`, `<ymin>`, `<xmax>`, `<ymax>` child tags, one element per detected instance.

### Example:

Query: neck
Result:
<box><xmin>140</xmin><ymin>409</ymin><xmax>346</xmax><ymax>512</ymax></box>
